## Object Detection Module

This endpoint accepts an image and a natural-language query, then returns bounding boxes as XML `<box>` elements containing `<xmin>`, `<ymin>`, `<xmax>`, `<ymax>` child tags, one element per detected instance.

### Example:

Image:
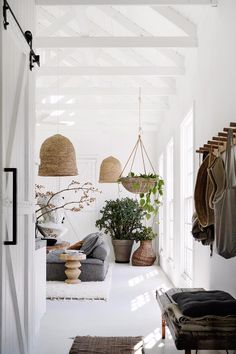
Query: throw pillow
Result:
<box><xmin>91</xmin><ymin>245</ymin><xmax>108</xmax><ymax>261</ymax></box>
<box><xmin>80</xmin><ymin>232</ymin><xmax>103</xmax><ymax>256</ymax></box>
<box><xmin>67</xmin><ymin>240</ymin><xmax>83</xmax><ymax>250</ymax></box>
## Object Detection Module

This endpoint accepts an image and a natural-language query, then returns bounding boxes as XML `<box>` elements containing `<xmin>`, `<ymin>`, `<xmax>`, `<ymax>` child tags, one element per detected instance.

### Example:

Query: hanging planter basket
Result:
<box><xmin>118</xmin><ymin>88</ymin><xmax>159</xmax><ymax>195</ymax></box>
<box><xmin>119</xmin><ymin>176</ymin><xmax>157</xmax><ymax>194</ymax></box>
<box><xmin>119</xmin><ymin>133</ymin><xmax>157</xmax><ymax>195</ymax></box>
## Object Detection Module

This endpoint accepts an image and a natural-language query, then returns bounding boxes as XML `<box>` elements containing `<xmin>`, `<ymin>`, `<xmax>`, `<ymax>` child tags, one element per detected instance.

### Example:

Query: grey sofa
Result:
<box><xmin>46</xmin><ymin>233</ymin><xmax>110</xmax><ymax>282</ymax></box>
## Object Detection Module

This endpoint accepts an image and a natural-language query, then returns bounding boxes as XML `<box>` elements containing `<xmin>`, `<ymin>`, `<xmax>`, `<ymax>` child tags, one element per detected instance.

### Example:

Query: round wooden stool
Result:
<box><xmin>59</xmin><ymin>253</ymin><xmax>86</xmax><ymax>284</ymax></box>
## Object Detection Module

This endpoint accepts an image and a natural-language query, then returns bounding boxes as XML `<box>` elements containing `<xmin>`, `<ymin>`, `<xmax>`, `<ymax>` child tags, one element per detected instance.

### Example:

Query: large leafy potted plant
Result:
<box><xmin>95</xmin><ymin>198</ymin><xmax>145</xmax><ymax>263</ymax></box>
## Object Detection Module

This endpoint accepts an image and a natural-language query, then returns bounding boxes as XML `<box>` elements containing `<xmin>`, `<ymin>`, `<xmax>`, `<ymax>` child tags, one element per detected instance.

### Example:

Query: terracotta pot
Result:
<box><xmin>132</xmin><ymin>240</ymin><xmax>156</xmax><ymax>266</ymax></box>
<box><xmin>112</xmin><ymin>239</ymin><xmax>134</xmax><ymax>263</ymax></box>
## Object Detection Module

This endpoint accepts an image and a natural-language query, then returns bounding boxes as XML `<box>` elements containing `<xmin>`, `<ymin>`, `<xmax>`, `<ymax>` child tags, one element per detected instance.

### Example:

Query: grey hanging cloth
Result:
<box><xmin>215</xmin><ymin>129</ymin><xmax>236</xmax><ymax>259</ymax></box>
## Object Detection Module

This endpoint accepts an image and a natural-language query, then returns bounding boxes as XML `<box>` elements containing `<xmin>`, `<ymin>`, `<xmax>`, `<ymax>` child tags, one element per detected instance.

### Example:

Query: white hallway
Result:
<box><xmin>34</xmin><ymin>264</ymin><xmax>176</xmax><ymax>354</ymax></box>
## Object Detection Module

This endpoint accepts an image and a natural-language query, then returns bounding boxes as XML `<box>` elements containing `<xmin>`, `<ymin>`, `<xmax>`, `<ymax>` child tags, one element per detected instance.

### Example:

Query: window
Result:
<box><xmin>158</xmin><ymin>154</ymin><xmax>164</xmax><ymax>254</ymax></box>
<box><xmin>166</xmin><ymin>138</ymin><xmax>174</xmax><ymax>261</ymax></box>
<box><xmin>180</xmin><ymin>109</ymin><xmax>194</xmax><ymax>282</ymax></box>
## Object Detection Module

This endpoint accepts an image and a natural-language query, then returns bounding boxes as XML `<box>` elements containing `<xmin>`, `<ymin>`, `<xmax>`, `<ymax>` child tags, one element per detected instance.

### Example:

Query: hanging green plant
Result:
<box><xmin>117</xmin><ymin>88</ymin><xmax>164</xmax><ymax>221</ymax></box>
<box><xmin>126</xmin><ymin>172</ymin><xmax>164</xmax><ymax>221</ymax></box>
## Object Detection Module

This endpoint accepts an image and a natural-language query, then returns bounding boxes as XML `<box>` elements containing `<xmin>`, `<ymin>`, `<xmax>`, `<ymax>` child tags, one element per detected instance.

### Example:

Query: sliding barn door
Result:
<box><xmin>0</xmin><ymin>3</ymin><xmax>36</xmax><ymax>354</ymax></box>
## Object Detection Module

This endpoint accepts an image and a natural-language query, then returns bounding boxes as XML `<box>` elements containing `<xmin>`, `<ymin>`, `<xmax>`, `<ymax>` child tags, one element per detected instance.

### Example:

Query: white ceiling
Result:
<box><xmin>35</xmin><ymin>1</ymin><xmax>216</xmax><ymax>131</ymax></box>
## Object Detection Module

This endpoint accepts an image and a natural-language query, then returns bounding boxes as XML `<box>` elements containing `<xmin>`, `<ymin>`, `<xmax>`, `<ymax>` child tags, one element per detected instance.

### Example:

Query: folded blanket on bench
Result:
<box><xmin>171</xmin><ymin>290</ymin><xmax>236</xmax><ymax>317</ymax></box>
<box><xmin>166</xmin><ymin>303</ymin><xmax>236</xmax><ymax>332</ymax></box>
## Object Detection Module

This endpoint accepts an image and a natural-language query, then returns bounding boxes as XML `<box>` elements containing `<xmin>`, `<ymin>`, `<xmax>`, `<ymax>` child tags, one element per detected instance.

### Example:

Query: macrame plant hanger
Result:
<box><xmin>119</xmin><ymin>88</ymin><xmax>157</xmax><ymax>194</ymax></box>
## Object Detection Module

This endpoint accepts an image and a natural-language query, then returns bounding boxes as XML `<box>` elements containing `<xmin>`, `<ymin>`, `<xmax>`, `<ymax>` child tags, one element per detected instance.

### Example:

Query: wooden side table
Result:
<box><xmin>59</xmin><ymin>253</ymin><xmax>86</xmax><ymax>284</ymax></box>
<box><xmin>46</xmin><ymin>241</ymin><xmax>70</xmax><ymax>254</ymax></box>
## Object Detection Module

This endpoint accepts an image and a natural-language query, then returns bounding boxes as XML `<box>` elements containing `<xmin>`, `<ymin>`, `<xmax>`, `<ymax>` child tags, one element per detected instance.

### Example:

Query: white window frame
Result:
<box><xmin>158</xmin><ymin>153</ymin><xmax>164</xmax><ymax>254</ymax></box>
<box><xmin>166</xmin><ymin>138</ymin><xmax>174</xmax><ymax>262</ymax></box>
<box><xmin>180</xmin><ymin>109</ymin><xmax>194</xmax><ymax>284</ymax></box>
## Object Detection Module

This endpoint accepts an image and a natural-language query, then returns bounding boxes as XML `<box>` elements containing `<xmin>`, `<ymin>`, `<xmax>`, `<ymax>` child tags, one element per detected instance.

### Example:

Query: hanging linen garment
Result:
<box><xmin>214</xmin><ymin>129</ymin><xmax>236</xmax><ymax>259</ymax></box>
<box><xmin>194</xmin><ymin>153</ymin><xmax>216</xmax><ymax>227</ymax></box>
<box><xmin>208</xmin><ymin>155</ymin><xmax>226</xmax><ymax>210</ymax></box>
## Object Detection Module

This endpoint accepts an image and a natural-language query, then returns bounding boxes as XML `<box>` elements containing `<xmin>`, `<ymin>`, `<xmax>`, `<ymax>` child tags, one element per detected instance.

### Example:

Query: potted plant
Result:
<box><xmin>132</xmin><ymin>226</ymin><xmax>157</xmax><ymax>266</ymax></box>
<box><xmin>131</xmin><ymin>174</ymin><xmax>164</xmax><ymax>266</ymax></box>
<box><xmin>95</xmin><ymin>198</ymin><xmax>145</xmax><ymax>263</ymax></box>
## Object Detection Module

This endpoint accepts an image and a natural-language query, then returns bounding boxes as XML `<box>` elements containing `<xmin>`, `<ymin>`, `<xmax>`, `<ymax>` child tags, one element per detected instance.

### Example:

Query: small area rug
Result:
<box><xmin>46</xmin><ymin>265</ymin><xmax>112</xmax><ymax>301</ymax></box>
<box><xmin>69</xmin><ymin>336</ymin><xmax>145</xmax><ymax>354</ymax></box>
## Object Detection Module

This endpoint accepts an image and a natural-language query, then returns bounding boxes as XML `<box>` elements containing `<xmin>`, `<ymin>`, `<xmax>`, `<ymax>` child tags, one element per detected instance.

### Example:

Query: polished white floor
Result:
<box><xmin>33</xmin><ymin>263</ymin><xmax>221</xmax><ymax>354</ymax></box>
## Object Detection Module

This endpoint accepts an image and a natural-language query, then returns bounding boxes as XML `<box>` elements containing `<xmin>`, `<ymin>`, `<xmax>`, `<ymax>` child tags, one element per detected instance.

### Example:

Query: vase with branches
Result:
<box><xmin>35</xmin><ymin>180</ymin><xmax>100</xmax><ymax>240</ymax></box>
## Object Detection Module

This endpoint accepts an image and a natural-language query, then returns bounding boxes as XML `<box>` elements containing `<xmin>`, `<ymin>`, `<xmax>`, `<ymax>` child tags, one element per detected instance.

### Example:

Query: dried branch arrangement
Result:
<box><xmin>35</xmin><ymin>180</ymin><xmax>101</xmax><ymax>222</ymax></box>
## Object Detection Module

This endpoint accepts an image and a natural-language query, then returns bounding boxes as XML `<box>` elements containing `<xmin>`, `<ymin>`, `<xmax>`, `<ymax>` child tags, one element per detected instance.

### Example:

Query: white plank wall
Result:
<box><xmin>0</xmin><ymin>1</ymin><xmax>36</xmax><ymax>354</ymax></box>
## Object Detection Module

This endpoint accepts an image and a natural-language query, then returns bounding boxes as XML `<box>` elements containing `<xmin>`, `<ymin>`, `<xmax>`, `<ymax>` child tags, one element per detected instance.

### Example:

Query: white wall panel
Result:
<box><xmin>156</xmin><ymin>0</ymin><xmax>236</xmax><ymax>296</ymax></box>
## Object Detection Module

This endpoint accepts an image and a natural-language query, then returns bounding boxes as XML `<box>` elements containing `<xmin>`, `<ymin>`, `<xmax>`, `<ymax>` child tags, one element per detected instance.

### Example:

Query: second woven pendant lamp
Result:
<box><xmin>38</xmin><ymin>134</ymin><xmax>78</xmax><ymax>176</ymax></box>
<box><xmin>99</xmin><ymin>156</ymin><xmax>122</xmax><ymax>183</ymax></box>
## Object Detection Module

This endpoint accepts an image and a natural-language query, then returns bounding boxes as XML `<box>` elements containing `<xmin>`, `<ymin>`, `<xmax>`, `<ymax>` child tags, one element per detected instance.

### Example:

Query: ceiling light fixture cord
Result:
<box><xmin>57</xmin><ymin>48</ymin><xmax>60</xmax><ymax>134</ymax></box>
<box><xmin>119</xmin><ymin>87</ymin><xmax>156</xmax><ymax>177</ymax></box>
<box><xmin>138</xmin><ymin>87</ymin><xmax>146</xmax><ymax>174</ymax></box>
<box><xmin>138</xmin><ymin>86</ymin><xmax>142</xmax><ymax>136</ymax></box>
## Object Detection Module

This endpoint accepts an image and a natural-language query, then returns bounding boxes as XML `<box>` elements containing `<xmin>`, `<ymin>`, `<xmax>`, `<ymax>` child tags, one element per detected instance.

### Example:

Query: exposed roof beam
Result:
<box><xmin>36</xmin><ymin>36</ymin><xmax>198</xmax><ymax>48</ymax></box>
<box><xmin>38</xmin><ymin>9</ymin><xmax>76</xmax><ymax>36</ymax></box>
<box><xmin>151</xmin><ymin>6</ymin><xmax>197</xmax><ymax>37</ymax></box>
<box><xmin>98</xmin><ymin>6</ymin><xmax>184</xmax><ymax>67</ymax></box>
<box><xmin>36</xmin><ymin>0</ymin><xmax>217</xmax><ymax>6</ymax></box>
<box><xmin>37</xmin><ymin>7</ymin><xmax>179</xmax><ymax>87</ymax></box>
<box><xmin>37</xmin><ymin>111</ymin><xmax>164</xmax><ymax>122</ymax></box>
<box><xmin>36</xmin><ymin>86</ymin><xmax>176</xmax><ymax>96</ymax></box>
<box><xmin>37</xmin><ymin>66</ymin><xmax>185</xmax><ymax>76</ymax></box>
<box><xmin>37</xmin><ymin>102</ymin><xmax>169</xmax><ymax>111</ymax></box>
<box><xmin>99</xmin><ymin>6</ymin><xmax>147</xmax><ymax>36</ymax></box>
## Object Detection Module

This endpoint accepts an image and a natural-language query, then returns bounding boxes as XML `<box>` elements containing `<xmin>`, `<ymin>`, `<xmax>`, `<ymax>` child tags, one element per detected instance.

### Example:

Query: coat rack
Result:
<box><xmin>3</xmin><ymin>0</ymin><xmax>40</xmax><ymax>71</ymax></box>
<box><xmin>196</xmin><ymin>122</ymin><xmax>236</xmax><ymax>154</ymax></box>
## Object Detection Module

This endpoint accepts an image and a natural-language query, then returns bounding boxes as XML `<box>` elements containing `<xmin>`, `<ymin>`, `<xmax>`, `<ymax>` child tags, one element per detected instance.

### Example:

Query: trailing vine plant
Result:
<box><xmin>127</xmin><ymin>172</ymin><xmax>164</xmax><ymax>221</ymax></box>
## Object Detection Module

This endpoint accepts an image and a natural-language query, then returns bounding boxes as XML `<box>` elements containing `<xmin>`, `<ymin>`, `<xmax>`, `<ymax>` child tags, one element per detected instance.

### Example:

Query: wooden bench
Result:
<box><xmin>156</xmin><ymin>288</ymin><xmax>236</xmax><ymax>354</ymax></box>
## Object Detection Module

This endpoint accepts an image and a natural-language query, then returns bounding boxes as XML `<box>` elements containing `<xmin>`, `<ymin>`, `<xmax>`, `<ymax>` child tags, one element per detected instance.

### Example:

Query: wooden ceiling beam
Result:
<box><xmin>36</xmin><ymin>36</ymin><xmax>198</xmax><ymax>48</ymax></box>
<box><xmin>36</xmin><ymin>0</ymin><xmax>217</xmax><ymax>6</ymax></box>
<box><xmin>37</xmin><ymin>66</ymin><xmax>185</xmax><ymax>76</ymax></box>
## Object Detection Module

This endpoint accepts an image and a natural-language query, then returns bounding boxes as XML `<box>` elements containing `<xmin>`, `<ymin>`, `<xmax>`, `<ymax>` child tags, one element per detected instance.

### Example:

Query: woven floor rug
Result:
<box><xmin>69</xmin><ymin>336</ymin><xmax>145</xmax><ymax>354</ymax></box>
<box><xmin>46</xmin><ymin>265</ymin><xmax>112</xmax><ymax>301</ymax></box>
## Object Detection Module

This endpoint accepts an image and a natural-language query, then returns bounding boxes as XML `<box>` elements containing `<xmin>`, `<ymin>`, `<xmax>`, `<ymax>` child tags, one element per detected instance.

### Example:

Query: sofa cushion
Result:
<box><xmin>80</xmin><ymin>232</ymin><xmax>103</xmax><ymax>256</ymax></box>
<box><xmin>91</xmin><ymin>240</ymin><xmax>110</xmax><ymax>261</ymax></box>
<box><xmin>47</xmin><ymin>259</ymin><xmax>109</xmax><ymax>282</ymax></box>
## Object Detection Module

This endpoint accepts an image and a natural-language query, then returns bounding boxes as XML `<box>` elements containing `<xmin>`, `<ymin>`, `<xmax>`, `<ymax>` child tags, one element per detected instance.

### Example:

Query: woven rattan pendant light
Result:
<box><xmin>99</xmin><ymin>156</ymin><xmax>122</xmax><ymax>183</ymax></box>
<box><xmin>38</xmin><ymin>50</ymin><xmax>78</xmax><ymax>177</ymax></box>
<box><xmin>38</xmin><ymin>134</ymin><xmax>78</xmax><ymax>176</ymax></box>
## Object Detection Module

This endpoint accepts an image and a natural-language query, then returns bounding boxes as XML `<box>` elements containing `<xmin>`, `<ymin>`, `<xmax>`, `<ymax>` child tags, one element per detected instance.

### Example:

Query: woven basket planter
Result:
<box><xmin>120</xmin><ymin>177</ymin><xmax>156</xmax><ymax>194</ymax></box>
<box><xmin>132</xmin><ymin>240</ymin><xmax>156</xmax><ymax>266</ymax></box>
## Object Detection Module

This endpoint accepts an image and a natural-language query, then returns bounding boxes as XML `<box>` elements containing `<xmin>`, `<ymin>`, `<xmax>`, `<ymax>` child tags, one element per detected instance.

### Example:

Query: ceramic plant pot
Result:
<box><xmin>112</xmin><ymin>239</ymin><xmax>134</xmax><ymax>263</ymax></box>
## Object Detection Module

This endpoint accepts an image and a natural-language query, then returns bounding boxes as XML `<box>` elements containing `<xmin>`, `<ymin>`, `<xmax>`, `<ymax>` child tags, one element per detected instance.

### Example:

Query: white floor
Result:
<box><xmin>33</xmin><ymin>263</ymin><xmax>221</xmax><ymax>354</ymax></box>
